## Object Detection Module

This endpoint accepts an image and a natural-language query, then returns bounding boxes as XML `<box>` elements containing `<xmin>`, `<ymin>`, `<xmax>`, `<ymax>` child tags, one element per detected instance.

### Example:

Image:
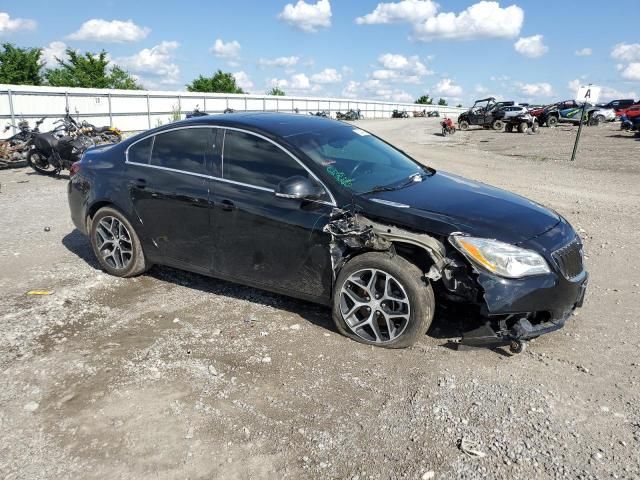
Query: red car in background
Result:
<box><xmin>617</xmin><ymin>103</ymin><xmax>640</xmax><ymax>119</ymax></box>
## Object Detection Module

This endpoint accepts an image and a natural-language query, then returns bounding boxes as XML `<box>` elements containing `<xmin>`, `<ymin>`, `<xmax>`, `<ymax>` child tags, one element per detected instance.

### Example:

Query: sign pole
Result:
<box><xmin>570</xmin><ymin>101</ymin><xmax>588</xmax><ymax>162</ymax></box>
<box><xmin>570</xmin><ymin>83</ymin><xmax>598</xmax><ymax>162</ymax></box>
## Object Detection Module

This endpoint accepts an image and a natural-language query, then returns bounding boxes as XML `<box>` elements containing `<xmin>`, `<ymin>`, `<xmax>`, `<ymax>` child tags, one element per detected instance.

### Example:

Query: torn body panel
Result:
<box><xmin>323</xmin><ymin>208</ymin><xmax>447</xmax><ymax>280</ymax></box>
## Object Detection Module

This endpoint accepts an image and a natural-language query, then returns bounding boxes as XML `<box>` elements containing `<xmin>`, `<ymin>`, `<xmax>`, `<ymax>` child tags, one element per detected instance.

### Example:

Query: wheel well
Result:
<box><xmin>391</xmin><ymin>242</ymin><xmax>436</xmax><ymax>276</ymax></box>
<box><xmin>86</xmin><ymin>201</ymin><xmax>113</xmax><ymax>231</ymax></box>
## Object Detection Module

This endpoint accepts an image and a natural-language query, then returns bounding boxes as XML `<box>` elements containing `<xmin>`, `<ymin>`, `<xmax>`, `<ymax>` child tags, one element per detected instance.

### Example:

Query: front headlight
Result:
<box><xmin>450</xmin><ymin>235</ymin><xmax>550</xmax><ymax>278</ymax></box>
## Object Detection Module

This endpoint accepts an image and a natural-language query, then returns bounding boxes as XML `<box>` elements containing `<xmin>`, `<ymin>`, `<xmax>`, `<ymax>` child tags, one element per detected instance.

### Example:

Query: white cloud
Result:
<box><xmin>311</xmin><ymin>68</ymin><xmax>342</xmax><ymax>84</ymax></box>
<box><xmin>259</xmin><ymin>56</ymin><xmax>300</xmax><ymax>67</ymax></box>
<box><xmin>518</xmin><ymin>82</ymin><xmax>554</xmax><ymax>97</ymax></box>
<box><xmin>233</xmin><ymin>71</ymin><xmax>253</xmax><ymax>92</ymax></box>
<box><xmin>433</xmin><ymin>78</ymin><xmax>463</xmax><ymax>97</ymax></box>
<box><xmin>342</xmin><ymin>80</ymin><xmax>360</xmax><ymax>98</ymax></box>
<box><xmin>356</xmin><ymin>0</ymin><xmax>438</xmax><ymax>25</ymax></box>
<box><xmin>413</xmin><ymin>1</ymin><xmax>523</xmax><ymax>41</ymax></box>
<box><xmin>611</xmin><ymin>43</ymin><xmax>640</xmax><ymax>62</ymax></box>
<box><xmin>290</xmin><ymin>73</ymin><xmax>311</xmax><ymax>90</ymax></box>
<box><xmin>0</xmin><ymin>11</ymin><xmax>36</xmax><ymax>34</ymax></box>
<box><xmin>41</xmin><ymin>41</ymin><xmax>68</xmax><ymax>68</ymax></box>
<box><xmin>514</xmin><ymin>35</ymin><xmax>548</xmax><ymax>58</ymax></box>
<box><xmin>211</xmin><ymin>39</ymin><xmax>241</xmax><ymax>58</ymax></box>
<box><xmin>269</xmin><ymin>78</ymin><xmax>289</xmax><ymax>89</ymax></box>
<box><xmin>118</xmin><ymin>41</ymin><xmax>180</xmax><ymax>85</ymax></box>
<box><xmin>67</xmin><ymin>19</ymin><xmax>149</xmax><ymax>43</ymax></box>
<box><xmin>575</xmin><ymin>47</ymin><xmax>592</xmax><ymax>57</ymax></box>
<box><xmin>620</xmin><ymin>63</ymin><xmax>640</xmax><ymax>81</ymax></box>
<box><xmin>278</xmin><ymin>0</ymin><xmax>332</xmax><ymax>33</ymax></box>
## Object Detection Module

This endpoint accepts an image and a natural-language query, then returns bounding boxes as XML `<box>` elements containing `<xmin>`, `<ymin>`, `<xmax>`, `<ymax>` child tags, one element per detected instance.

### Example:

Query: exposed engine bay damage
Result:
<box><xmin>323</xmin><ymin>208</ymin><xmax>586</xmax><ymax>351</ymax></box>
<box><xmin>323</xmin><ymin>208</ymin><xmax>447</xmax><ymax>281</ymax></box>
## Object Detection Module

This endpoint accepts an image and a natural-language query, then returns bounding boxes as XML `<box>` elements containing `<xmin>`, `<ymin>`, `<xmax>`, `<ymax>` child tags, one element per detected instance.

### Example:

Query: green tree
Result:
<box><xmin>266</xmin><ymin>86</ymin><xmax>285</xmax><ymax>96</ymax></box>
<box><xmin>456</xmin><ymin>104</ymin><xmax>463</xmax><ymax>108</ymax></box>
<box><xmin>0</xmin><ymin>43</ymin><xmax>43</xmax><ymax>85</ymax></box>
<box><xmin>186</xmin><ymin>70</ymin><xmax>244</xmax><ymax>93</ymax></box>
<box><xmin>438</xmin><ymin>98</ymin><xmax>448</xmax><ymax>106</ymax></box>
<box><xmin>45</xmin><ymin>49</ymin><xmax>141</xmax><ymax>89</ymax></box>
<box><xmin>415</xmin><ymin>94</ymin><xmax>433</xmax><ymax>105</ymax></box>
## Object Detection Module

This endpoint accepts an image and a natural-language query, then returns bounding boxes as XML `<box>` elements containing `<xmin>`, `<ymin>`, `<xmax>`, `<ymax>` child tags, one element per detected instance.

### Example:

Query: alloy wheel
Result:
<box><xmin>339</xmin><ymin>268</ymin><xmax>411</xmax><ymax>344</ymax></box>
<box><xmin>95</xmin><ymin>216</ymin><xmax>133</xmax><ymax>270</ymax></box>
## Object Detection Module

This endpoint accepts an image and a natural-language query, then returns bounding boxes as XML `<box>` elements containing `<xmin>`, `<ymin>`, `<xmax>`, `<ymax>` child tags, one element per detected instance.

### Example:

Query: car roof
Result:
<box><xmin>173</xmin><ymin>112</ymin><xmax>346</xmax><ymax>138</ymax></box>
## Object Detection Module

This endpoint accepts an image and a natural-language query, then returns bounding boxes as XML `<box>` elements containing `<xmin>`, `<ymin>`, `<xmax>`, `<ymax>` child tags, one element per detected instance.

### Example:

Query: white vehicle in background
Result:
<box><xmin>590</xmin><ymin>107</ymin><xmax>616</xmax><ymax>123</ymax></box>
<box><xmin>498</xmin><ymin>105</ymin><xmax>529</xmax><ymax>119</ymax></box>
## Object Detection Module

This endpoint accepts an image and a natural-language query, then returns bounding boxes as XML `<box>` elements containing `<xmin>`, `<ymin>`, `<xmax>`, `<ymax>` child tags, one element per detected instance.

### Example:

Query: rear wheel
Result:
<box><xmin>26</xmin><ymin>150</ymin><xmax>58</xmax><ymax>176</ymax></box>
<box><xmin>332</xmin><ymin>252</ymin><xmax>434</xmax><ymax>349</ymax></box>
<box><xmin>90</xmin><ymin>207</ymin><xmax>149</xmax><ymax>278</ymax></box>
<box><xmin>505</xmin><ymin>124</ymin><xmax>514</xmax><ymax>133</ymax></box>
<box><xmin>547</xmin><ymin>116</ymin><xmax>558</xmax><ymax>127</ymax></box>
<box><xmin>589</xmin><ymin>115</ymin><xmax>604</xmax><ymax>126</ymax></box>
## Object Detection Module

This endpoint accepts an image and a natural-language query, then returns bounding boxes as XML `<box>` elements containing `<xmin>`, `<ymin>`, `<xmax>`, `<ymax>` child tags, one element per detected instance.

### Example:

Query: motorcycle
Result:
<box><xmin>0</xmin><ymin>117</ymin><xmax>45</xmax><ymax>168</ymax></box>
<box><xmin>427</xmin><ymin>111</ymin><xmax>440</xmax><ymax>118</ymax></box>
<box><xmin>391</xmin><ymin>110</ymin><xmax>409</xmax><ymax>118</ymax></box>
<box><xmin>620</xmin><ymin>114</ymin><xmax>640</xmax><ymax>132</ymax></box>
<box><xmin>78</xmin><ymin>120</ymin><xmax>123</xmax><ymax>143</ymax></box>
<box><xmin>186</xmin><ymin>105</ymin><xmax>208</xmax><ymax>119</ymax></box>
<box><xmin>337</xmin><ymin>109</ymin><xmax>363</xmax><ymax>121</ymax></box>
<box><xmin>309</xmin><ymin>110</ymin><xmax>330</xmax><ymax>118</ymax></box>
<box><xmin>441</xmin><ymin>118</ymin><xmax>456</xmax><ymax>136</ymax></box>
<box><xmin>27</xmin><ymin>121</ymin><xmax>95</xmax><ymax>176</ymax></box>
<box><xmin>413</xmin><ymin>109</ymin><xmax>426</xmax><ymax>117</ymax></box>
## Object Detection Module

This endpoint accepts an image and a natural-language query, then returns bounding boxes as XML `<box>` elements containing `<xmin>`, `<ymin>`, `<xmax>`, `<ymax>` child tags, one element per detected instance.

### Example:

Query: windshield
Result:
<box><xmin>287</xmin><ymin>125</ymin><xmax>425</xmax><ymax>194</ymax></box>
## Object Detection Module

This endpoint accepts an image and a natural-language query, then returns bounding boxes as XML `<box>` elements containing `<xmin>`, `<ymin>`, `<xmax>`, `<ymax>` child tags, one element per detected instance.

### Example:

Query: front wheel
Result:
<box><xmin>518</xmin><ymin>121</ymin><xmax>528</xmax><ymax>133</ymax></box>
<box><xmin>492</xmin><ymin>119</ymin><xmax>504</xmax><ymax>131</ymax></box>
<box><xmin>332</xmin><ymin>252</ymin><xmax>435</xmax><ymax>348</ymax></box>
<box><xmin>90</xmin><ymin>207</ymin><xmax>150</xmax><ymax>278</ymax></box>
<box><xmin>458</xmin><ymin>120</ymin><xmax>469</xmax><ymax>130</ymax></box>
<box><xmin>547</xmin><ymin>116</ymin><xmax>558</xmax><ymax>127</ymax></box>
<box><xmin>26</xmin><ymin>150</ymin><xmax>58</xmax><ymax>176</ymax></box>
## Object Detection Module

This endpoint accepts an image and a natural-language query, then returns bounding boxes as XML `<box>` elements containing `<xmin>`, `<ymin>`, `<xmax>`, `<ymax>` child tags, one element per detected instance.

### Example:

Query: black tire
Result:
<box><xmin>26</xmin><ymin>150</ymin><xmax>58</xmax><ymax>176</ymax></box>
<box><xmin>332</xmin><ymin>252</ymin><xmax>435</xmax><ymax>349</ymax></box>
<box><xmin>547</xmin><ymin>116</ymin><xmax>558</xmax><ymax>127</ymax></box>
<box><xmin>505</xmin><ymin>124</ymin><xmax>514</xmax><ymax>133</ymax></box>
<box><xmin>492</xmin><ymin>119</ymin><xmax>504</xmax><ymax>131</ymax></box>
<box><xmin>458</xmin><ymin>120</ymin><xmax>469</xmax><ymax>130</ymax></box>
<box><xmin>518</xmin><ymin>121</ymin><xmax>528</xmax><ymax>133</ymax></box>
<box><xmin>89</xmin><ymin>206</ymin><xmax>149</xmax><ymax>278</ymax></box>
<box><xmin>590</xmin><ymin>115</ymin><xmax>604</xmax><ymax>126</ymax></box>
<box><xmin>531</xmin><ymin>122</ymin><xmax>540</xmax><ymax>133</ymax></box>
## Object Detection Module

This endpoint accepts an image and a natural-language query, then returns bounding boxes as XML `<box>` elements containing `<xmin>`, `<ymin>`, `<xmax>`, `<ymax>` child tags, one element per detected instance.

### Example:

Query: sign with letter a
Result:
<box><xmin>575</xmin><ymin>85</ymin><xmax>601</xmax><ymax>104</ymax></box>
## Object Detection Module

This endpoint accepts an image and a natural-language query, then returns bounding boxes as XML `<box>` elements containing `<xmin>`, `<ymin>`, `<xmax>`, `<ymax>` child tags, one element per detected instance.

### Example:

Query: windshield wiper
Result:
<box><xmin>358</xmin><ymin>171</ymin><xmax>426</xmax><ymax>196</ymax></box>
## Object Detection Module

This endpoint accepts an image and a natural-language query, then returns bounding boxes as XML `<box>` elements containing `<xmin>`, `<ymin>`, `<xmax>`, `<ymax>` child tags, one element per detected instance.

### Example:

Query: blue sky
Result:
<box><xmin>2</xmin><ymin>1</ymin><xmax>639</xmax><ymax>104</ymax></box>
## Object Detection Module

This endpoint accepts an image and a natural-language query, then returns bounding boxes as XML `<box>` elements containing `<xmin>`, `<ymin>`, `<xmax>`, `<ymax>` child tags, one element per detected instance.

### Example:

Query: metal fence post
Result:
<box><xmin>276</xmin><ymin>98</ymin><xmax>279</xmax><ymax>112</ymax></box>
<box><xmin>107</xmin><ymin>93</ymin><xmax>113</xmax><ymax>126</ymax></box>
<box><xmin>178</xmin><ymin>95</ymin><xmax>182</xmax><ymax>115</ymax></box>
<box><xmin>263</xmin><ymin>97</ymin><xmax>266</xmax><ymax>112</ymax></box>
<box><xmin>244</xmin><ymin>96</ymin><xmax>248</xmax><ymax>111</ymax></box>
<box><xmin>64</xmin><ymin>91</ymin><xmax>69</xmax><ymax>111</ymax></box>
<box><xmin>146</xmin><ymin>93</ymin><xmax>151</xmax><ymax>129</ymax></box>
<box><xmin>203</xmin><ymin>97</ymin><xmax>207</xmax><ymax>112</ymax></box>
<box><xmin>7</xmin><ymin>89</ymin><xmax>16</xmax><ymax>134</ymax></box>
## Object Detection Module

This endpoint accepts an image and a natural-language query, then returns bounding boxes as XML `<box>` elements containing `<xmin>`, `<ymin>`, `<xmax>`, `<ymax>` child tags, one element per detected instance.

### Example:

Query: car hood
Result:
<box><xmin>364</xmin><ymin>171</ymin><xmax>560</xmax><ymax>244</ymax></box>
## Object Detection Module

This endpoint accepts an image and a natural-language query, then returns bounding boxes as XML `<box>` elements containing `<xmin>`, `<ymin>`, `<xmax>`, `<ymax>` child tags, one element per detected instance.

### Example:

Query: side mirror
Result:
<box><xmin>275</xmin><ymin>175</ymin><xmax>325</xmax><ymax>201</ymax></box>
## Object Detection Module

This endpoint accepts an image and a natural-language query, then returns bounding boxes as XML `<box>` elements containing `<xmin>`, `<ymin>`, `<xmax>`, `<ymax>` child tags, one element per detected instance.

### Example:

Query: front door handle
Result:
<box><xmin>134</xmin><ymin>178</ymin><xmax>146</xmax><ymax>189</ymax></box>
<box><xmin>220</xmin><ymin>199</ymin><xmax>235</xmax><ymax>211</ymax></box>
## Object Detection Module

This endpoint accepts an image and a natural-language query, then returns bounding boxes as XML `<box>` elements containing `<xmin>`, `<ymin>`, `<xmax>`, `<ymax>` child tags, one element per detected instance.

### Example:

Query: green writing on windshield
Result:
<box><xmin>326</xmin><ymin>166</ymin><xmax>353</xmax><ymax>187</ymax></box>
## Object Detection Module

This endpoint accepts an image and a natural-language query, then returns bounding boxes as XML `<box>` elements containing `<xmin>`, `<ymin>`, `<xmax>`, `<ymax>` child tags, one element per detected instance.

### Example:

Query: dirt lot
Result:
<box><xmin>1</xmin><ymin>119</ymin><xmax>639</xmax><ymax>480</ymax></box>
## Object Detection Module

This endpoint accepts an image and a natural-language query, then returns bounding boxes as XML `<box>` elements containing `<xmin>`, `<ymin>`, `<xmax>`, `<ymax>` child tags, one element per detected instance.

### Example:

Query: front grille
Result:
<box><xmin>552</xmin><ymin>238</ymin><xmax>584</xmax><ymax>279</ymax></box>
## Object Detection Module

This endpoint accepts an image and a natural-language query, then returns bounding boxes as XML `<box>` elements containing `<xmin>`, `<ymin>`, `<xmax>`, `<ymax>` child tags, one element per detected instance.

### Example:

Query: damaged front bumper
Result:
<box><xmin>458</xmin><ymin>271</ymin><xmax>588</xmax><ymax>348</ymax></box>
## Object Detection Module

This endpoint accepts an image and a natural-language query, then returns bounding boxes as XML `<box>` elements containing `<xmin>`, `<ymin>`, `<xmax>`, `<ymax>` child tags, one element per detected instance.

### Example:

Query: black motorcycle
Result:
<box><xmin>391</xmin><ymin>109</ymin><xmax>409</xmax><ymax>118</ymax></box>
<box><xmin>27</xmin><ymin>121</ymin><xmax>94</xmax><ymax>176</ymax></box>
<box><xmin>186</xmin><ymin>106</ymin><xmax>209</xmax><ymax>119</ymax></box>
<box><xmin>309</xmin><ymin>110</ymin><xmax>329</xmax><ymax>118</ymax></box>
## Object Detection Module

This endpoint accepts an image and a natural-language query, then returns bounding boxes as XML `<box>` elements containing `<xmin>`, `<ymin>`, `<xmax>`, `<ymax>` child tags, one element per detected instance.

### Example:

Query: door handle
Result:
<box><xmin>134</xmin><ymin>178</ymin><xmax>146</xmax><ymax>189</ymax></box>
<box><xmin>220</xmin><ymin>199</ymin><xmax>235</xmax><ymax>211</ymax></box>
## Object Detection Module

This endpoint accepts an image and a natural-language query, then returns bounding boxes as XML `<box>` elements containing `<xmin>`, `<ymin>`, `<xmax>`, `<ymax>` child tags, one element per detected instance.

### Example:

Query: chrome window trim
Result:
<box><xmin>124</xmin><ymin>124</ymin><xmax>337</xmax><ymax>206</ymax></box>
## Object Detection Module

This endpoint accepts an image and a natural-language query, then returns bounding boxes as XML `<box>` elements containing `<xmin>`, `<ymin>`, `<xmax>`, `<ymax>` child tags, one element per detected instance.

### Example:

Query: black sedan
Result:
<box><xmin>68</xmin><ymin>113</ymin><xmax>587</xmax><ymax>350</ymax></box>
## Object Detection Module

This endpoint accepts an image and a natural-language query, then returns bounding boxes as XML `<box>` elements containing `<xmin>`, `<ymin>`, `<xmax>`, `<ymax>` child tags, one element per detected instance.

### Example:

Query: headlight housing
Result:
<box><xmin>450</xmin><ymin>235</ymin><xmax>550</xmax><ymax>278</ymax></box>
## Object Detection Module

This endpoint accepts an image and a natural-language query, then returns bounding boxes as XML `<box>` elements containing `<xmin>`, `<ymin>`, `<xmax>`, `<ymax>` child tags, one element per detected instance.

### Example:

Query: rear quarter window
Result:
<box><xmin>128</xmin><ymin>136</ymin><xmax>153</xmax><ymax>164</ymax></box>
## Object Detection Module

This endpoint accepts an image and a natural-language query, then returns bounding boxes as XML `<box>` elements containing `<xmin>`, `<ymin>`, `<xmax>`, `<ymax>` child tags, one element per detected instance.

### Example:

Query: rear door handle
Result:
<box><xmin>134</xmin><ymin>178</ymin><xmax>146</xmax><ymax>189</ymax></box>
<box><xmin>220</xmin><ymin>199</ymin><xmax>235</xmax><ymax>211</ymax></box>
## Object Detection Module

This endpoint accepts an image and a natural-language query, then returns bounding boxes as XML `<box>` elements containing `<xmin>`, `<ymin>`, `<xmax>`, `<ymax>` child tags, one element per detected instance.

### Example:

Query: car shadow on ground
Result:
<box><xmin>25</xmin><ymin>171</ymin><xmax>70</xmax><ymax>181</ymax></box>
<box><xmin>62</xmin><ymin>228</ymin><xmax>486</xmax><ymax>349</ymax></box>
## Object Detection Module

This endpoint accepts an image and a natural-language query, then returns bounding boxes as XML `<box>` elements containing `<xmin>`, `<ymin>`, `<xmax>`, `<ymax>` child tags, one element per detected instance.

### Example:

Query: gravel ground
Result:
<box><xmin>1</xmin><ymin>118</ymin><xmax>639</xmax><ymax>480</ymax></box>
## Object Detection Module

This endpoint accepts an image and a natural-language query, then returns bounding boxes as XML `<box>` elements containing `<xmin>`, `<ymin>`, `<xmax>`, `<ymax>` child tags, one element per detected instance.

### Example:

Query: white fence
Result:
<box><xmin>0</xmin><ymin>84</ymin><xmax>466</xmax><ymax>138</ymax></box>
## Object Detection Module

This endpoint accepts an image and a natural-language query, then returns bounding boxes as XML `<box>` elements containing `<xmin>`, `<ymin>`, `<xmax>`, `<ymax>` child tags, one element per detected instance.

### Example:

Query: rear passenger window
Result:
<box><xmin>223</xmin><ymin>130</ymin><xmax>308</xmax><ymax>189</ymax></box>
<box><xmin>150</xmin><ymin>128</ymin><xmax>209</xmax><ymax>175</ymax></box>
<box><xmin>128</xmin><ymin>136</ymin><xmax>152</xmax><ymax>164</ymax></box>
